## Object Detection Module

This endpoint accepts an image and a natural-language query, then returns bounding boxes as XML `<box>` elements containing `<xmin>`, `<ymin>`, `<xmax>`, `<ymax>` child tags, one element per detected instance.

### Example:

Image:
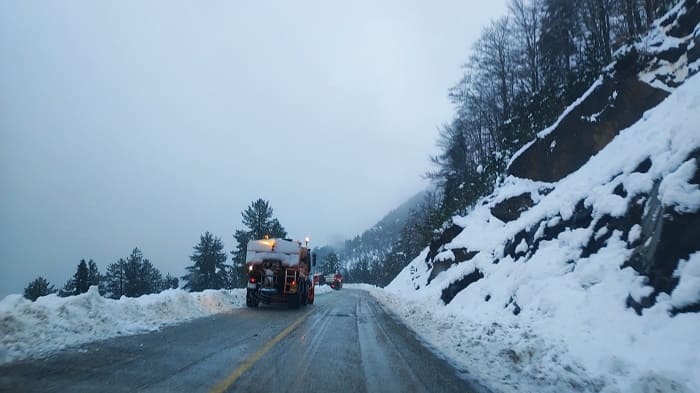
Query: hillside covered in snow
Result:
<box><xmin>386</xmin><ymin>3</ymin><xmax>700</xmax><ymax>392</ymax></box>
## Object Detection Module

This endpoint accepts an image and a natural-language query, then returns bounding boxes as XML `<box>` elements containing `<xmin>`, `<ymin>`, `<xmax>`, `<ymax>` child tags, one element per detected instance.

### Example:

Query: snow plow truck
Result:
<box><xmin>325</xmin><ymin>273</ymin><xmax>343</xmax><ymax>290</ymax></box>
<box><xmin>245</xmin><ymin>238</ymin><xmax>315</xmax><ymax>309</ymax></box>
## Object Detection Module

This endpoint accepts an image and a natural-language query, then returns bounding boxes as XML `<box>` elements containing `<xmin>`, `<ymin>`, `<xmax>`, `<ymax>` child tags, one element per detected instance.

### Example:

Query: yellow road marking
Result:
<box><xmin>210</xmin><ymin>309</ymin><xmax>313</xmax><ymax>393</ymax></box>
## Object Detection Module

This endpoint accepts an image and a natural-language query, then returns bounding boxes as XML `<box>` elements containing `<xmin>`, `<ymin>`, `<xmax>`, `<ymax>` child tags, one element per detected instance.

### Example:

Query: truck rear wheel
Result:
<box><xmin>287</xmin><ymin>290</ymin><xmax>301</xmax><ymax>309</ymax></box>
<box><xmin>246</xmin><ymin>289</ymin><xmax>259</xmax><ymax>308</ymax></box>
<box><xmin>301</xmin><ymin>282</ymin><xmax>308</xmax><ymax>306</ymax></box>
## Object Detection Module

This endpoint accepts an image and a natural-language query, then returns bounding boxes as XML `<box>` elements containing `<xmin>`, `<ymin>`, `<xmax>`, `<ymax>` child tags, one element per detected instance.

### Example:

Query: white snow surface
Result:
<box><xmin>0</xmin><ymin>284</ymin><xmax>334</xmax><ymax>365</ymax></box>
<box><xmin>383</xmin><ymin>73</ymin><xmax>700</xmax><ymax>393</ymax></box>
<box><xmin>246</xmin><ymin>238</ymin><xmax>303</xmax><ymax>266</ymax></box>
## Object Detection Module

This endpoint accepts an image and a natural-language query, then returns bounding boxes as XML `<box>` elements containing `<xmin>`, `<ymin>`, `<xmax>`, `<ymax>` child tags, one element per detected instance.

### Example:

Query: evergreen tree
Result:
<box><xmin>58</xmin><ymin>278</ymin><xmax>75</xmax><ymax>297</ymax></box>
<box><xmin>231</xmin><ymin>229</ymin><xmax>250</xmax><ymax>287</ymax></box>
<box><xmin>104</xmin><ymin>258</ymin><xmax>127</xmax><ymax>299</ymax></box>
<box><xmin>231</xmin><ymin>199</ymin><xmax>287</xmax><ymax>287</ymax></box>
<box><xmin>87</xmin><ymin>259</ymin><xmax>100</xmax><ymax>288</ymax></box>
<box><xmin>241</xmin><ymin>199</ymin><xmax>287</xmax><ymax>239</ymax></box>
<box><xmin>123</xmin><ymin>249</ymin><xmax>143</xmax><ymax>297</ymax></box>
<box><xmin>23</xmin><ymin>276</ymin><xmax>56</xmax><ymax>301</ymax></box>
<box><xmin>324</xmin><ymin>252</ymin><xmax>340</xmax><ymax>274</ymax></box>
<box><xmin>103</xmin><ymin>248</ymin><xmax>163</xmax><ymax>298</ymax></box>
<box><xmin>139</xmin><ymin>258</ymin><xmax>163</xmax><ymax>295</ymax></box>
<box><xmin>348</xmin><ymin>258</ymin><xmax>371</xmax><ymax>284</ymax></box>
<box><xmin>73</xmin><ymin>259</ymin><xmax>90</xmax><ymax>295</ymax></box>
<box><xmin>182</xmin><ymin>231</ymin><xmax>228</xmax><ymax>291</ymax></box>
<box><xmin>162</xmin><ymin>273</ymin><xmax>179</xmax><ymax>290</ymax></box>
<box><xmin>123</xmin><ymin>248</ymin><xmax>162</xmax><ymax>297</ymax></box>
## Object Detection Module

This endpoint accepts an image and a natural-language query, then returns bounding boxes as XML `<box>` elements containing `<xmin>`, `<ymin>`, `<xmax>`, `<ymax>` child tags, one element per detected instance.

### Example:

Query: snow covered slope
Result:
<box><xmin>386</xmin><ymin>5</ymin><xmax>700</xmax><ymax>392</ymax></box>
<box><xmin>387</xmin><ymin>74</ymin><xmax>700</xmax><ymax>393</ymax></box>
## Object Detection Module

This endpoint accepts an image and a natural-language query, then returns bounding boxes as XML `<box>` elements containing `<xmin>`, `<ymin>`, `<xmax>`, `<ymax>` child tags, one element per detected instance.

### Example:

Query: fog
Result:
<box><xmin>0</xmin><ymin>1</ymin><xmax>506</xmax><ymax>297</ymax></box>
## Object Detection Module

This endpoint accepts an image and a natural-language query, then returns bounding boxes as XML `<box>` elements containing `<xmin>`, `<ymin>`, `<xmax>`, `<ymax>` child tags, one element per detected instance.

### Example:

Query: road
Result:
<box><xmin>0</xmin><ymin>289</ymin><xmax>485</xmax><ymax>393</ymax></box>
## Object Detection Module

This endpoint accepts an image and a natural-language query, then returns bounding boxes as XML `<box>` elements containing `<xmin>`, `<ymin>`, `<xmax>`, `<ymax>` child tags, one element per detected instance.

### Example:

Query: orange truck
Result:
<box><xmin>245</xmin><ymin>238</ymin><xmax>316</xmax><ymax>309</ymax></box>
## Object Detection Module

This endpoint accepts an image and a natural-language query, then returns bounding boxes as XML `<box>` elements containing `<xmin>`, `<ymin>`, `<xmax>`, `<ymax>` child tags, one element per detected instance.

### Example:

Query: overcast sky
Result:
<box><xmin>0</xmin><ymin>1</ymin><xmax>507</xmax><ymax>297</ymax></box>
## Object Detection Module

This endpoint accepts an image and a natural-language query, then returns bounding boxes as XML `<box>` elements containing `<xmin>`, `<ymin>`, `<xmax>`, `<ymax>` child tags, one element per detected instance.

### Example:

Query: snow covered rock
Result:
<box><xmin>490</xmin><ymin>192</ymin><xmax>535</xmax><ymax>223</ymax></box>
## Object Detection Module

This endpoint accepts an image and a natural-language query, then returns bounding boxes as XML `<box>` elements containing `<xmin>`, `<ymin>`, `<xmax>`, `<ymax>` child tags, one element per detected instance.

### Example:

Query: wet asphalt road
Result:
<box><xmin>0</xmin><ymin>289</ymin><xmax>484</xmax><ymax>393</ymax></box>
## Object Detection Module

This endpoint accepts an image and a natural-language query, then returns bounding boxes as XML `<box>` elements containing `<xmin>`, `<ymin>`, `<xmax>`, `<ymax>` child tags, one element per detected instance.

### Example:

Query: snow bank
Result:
<box><xmin>0</xmin><ymin>286</ymin><xmax>245</xmax><ymax>364</ymax></box>
<box><xmin>381</xmin><ymin>70</ymin><xmax>700</xmax><ymax>391</ymax></box>
<box><xmin>312</xmin><ymin>284</ymin><xmax>335</xmax><ymax>296</ymax></box>
<box><xmin>0</xmin><ymin>283</ymin><xmax>338</xmax><ymax>365</ymax></box>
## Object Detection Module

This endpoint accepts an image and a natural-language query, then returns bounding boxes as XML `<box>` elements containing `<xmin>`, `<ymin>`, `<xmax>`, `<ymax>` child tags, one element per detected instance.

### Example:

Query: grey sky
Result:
<box><xmin>0</xmin><ymin>1</ymin><xmax>506</xmax><ymax>297</ymax></box>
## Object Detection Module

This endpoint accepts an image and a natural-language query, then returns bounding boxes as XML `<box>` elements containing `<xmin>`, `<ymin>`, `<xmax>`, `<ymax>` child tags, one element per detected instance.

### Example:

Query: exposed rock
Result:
<box><xmin>570</xmin><ymin>200</ymin><xmax>594</xmax><ymax>229</ymax></box>
<box><xmin>505</xmin><ymin>296</ymin><xmax>521</xmax><ymax>316</ymax></box>
<box><xmin>427</xmin><ymin>260</ymin><xmax>452</xmax><ymax>285</ymax></box>
<box><xmin>623</xmin><ymin>154</ymin><xmax>700</xmax><ymax>313</ymax></box>
<box><xmin>688</xmin><ymin>30</ymin><xmax>700</xmax><ymax>63</ymax></box>
<box><xmin>626</xmin><ymin>294</ymin><xmax>655</xmax><ymax>315</ymax></box>
<box><xmin>634</xmin><ymin>157</ymin><xmax>652</xmax><ymax>173</ymax></box>
<box><xmin>490</xmin><ymin>193</ymin><xmax>534</xmax><ymax>223</ymax></box>
<box><xmin>613</xmin><ymin>183</ymin><xmax>628</xmax><ymax>198</ymax></box>
<box><xmin>426</xmin><ymin>224</ymin><xmax>464</xmax><ymax>262</ymax></box>
<box><xmin>672</xmin><ymin>301</ymin><xmax>700</xmax><ymax>315</ymax></box>
<box><xmin>668</xmin><ymin>0</ymin><xmax>700</xmax><ymax>38</ymax></box>
<box><xmin>688</xmin><ymin>148</ymin><xmax>700</xmax><ymax>184</ymax></box>
<box><xmin>655</xmin><ymin>41</ymin><xmax>688</xmax><ymax>63</ymax></box>
<box><xmin>502</xmin><ymin>199</ymin><xmax>595</xmax><ymax>261</ymax></box>
<box><xmin>427</xmin><ymin>248</ymin><xmax>478</xmax><ymax>285</ymax></box>
<box><xmin>453</xmin><ymin>248</ymin><xmax>479</xmax><ymax>263</ymax></box>
<box><xmin>508</xmin><ymin>53</ymin><xmax>669</xmax><ymax>182</ymax></box>
<box><xmin>582</xmin><ymin>195</ymin><xmax>646</xmax><ymax>258</ymax></box>
<box><xmin>503</xmin><ymin>229</ymin><xmax>532</xmax><ymax>260</ymax></box>
<box><xmin>441</xmin><ymin>269</ymin><xmax>484</xmax><ymax>304</ymax></box>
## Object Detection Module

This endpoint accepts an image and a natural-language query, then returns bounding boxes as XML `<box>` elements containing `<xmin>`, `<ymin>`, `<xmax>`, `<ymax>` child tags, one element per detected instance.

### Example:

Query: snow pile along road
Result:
<box><xmin>0</xmin><ymin>286</ymin><xmax>245</xmax><ymax>364</ymax></box>
<box><xmin>0</xmin><ymin>283</ymin><xmax>337</xmax><ymax>365</ymax></box>
<box><xmin>382</xmin><ymin>52</ymin><xmax>700</xmax><ymax>393</ymax></box>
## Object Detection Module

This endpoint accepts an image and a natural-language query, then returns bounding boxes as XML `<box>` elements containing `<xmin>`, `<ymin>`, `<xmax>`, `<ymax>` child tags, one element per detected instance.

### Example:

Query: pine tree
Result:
<box><xmin>58</xmin><ymin>278</ymin><xmax>75</xmax><ymax>297</ymax></box>
<box><xmin>103</xmin><ymin>248</ymin><xmax>164</xmax><ymax>298</ymax></box>
<box><xmin>324</xmin><ymin>253</ymin><xmax>340</xmax><ymax>274</ymax></box>
<box><xmin>162</xmin><ymin>273</ymin><xmax>179</xmax><ymax>290</ymax></box>
<box><xmin>87</xmin><ymin>259</ymin><xmax>100</xmax><ymax>289</ymax></box>
<box><xmin>348</xmin><ymin>258</ymin><xmax>371</xmax><ymax>284</ymax></box>
<box><xmin>241</xmin><ymin>199</ymin><xmax>287</xmax><ymax>239</ymax></box>
<box><xmin>23</xmin><ymin>276</ymin><xmax>56</xmax><ymax>301</ymax></box>
<box><xmin>104</xmin><ymin>258</ymin><xmax>127</xmax><ymax>299</ymax></box>
<box><xmin>123</xmin><ymin>249</ymin><xmax>144</xmax><ymax>297</ymax></box>
<box><xmin>231</xmin><ymin>229</ymin><xmax>250</xmax><ymax>287</ymax></box>
<box><xmin>182</xmin><ymin>232</ymin><xmax>228</xmax><ymax>291</ymax></box>
<box><xmin>74</xmin><ymin>259</ymin><xmax>90</xmax><ymax>294</ymax></box>
<box><xmin>122</xmin><ymin>248</ymin><xmax>162</xmax><ymax>297</ymax></box>
<box><xmin>231</xmin><ymin>199</ymin><xmax>288</xmax><ymax>287</ymax></box>
<box><xmin>140</xmin><ymin>258</ymin><xmax>163</xmax><ymax>294</ymax></box>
